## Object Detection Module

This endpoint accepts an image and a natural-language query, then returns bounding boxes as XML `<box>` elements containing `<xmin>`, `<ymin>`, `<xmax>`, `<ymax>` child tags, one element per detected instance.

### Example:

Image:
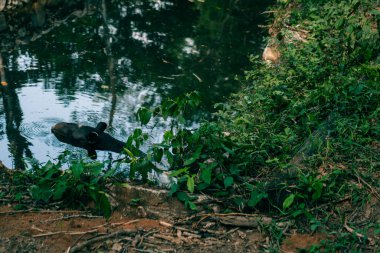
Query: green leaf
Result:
<box><xmin>335</xmin><ymin>18</ymin><xmax>344</xmax><ymax>28</ymax></box>
<box><xmin>99</xmin><ymin>192</ymin><xmax>111</xmax><ymax>219</ymax></box>
<box><xmin>233</xmin><ymin>197</ymin><xmax>245</xmax><ymax>207</ymax></box>
<box><xmin>123</xmin><ymin>148</ymin><xmax>135</xmax><ymax>159</ymax></box>
<box><xmin>168</xmin><ymin>183</ymin><xmax>178</xmax><ymax>197</ymax></box>
<box><xmin>247</xmin><ymin>191</ymin><xmax>267</xmax><ymax>208</ymax></box>
<box><xmin>224</xmin><ymin>176</ymin><xmax>234</xmax><ymax>188</ymax></box>
<box><xmin>30</xmin><ymin>185</ymin><xmax>53</xmax><ymax>202</ymax></box>
<box><xmin>187</xmin><ymin>176</ymin><xmax>195</xmax><ymax>193</ymax></box>
<box><xmin>41</xmin><ymin>160</ymin><xmax>55</xmax><ymax>173</ymax></box>
<box><xmin>70</xmin><ymin>163</ymin><xmax>84</xmax><ymax>179</ymax></box>
<box><xmin>184</xmin><ymin>146</ymin><xmax>203</xmax><ymax>166</ymax></box>
<box><xmin>164</xmin><ymin>130</ymin><xmax>174</xmax><ymax>142</ymax></box>
<box><xmin>200</xmin><ymin>165</ymin><xmax>212</xmax><ymax>184</ymax></box>
<box><xmin>291</xmin><ymin>209</ymin><xmax>304</xmax><ymax>218</ymax></box>
<box><xmin>311</xmin><ymin>181</ymin><xmax>323</xmax><ymax>201</ymax></box>
<box><xmin>84</xmin><ymin>162</ymin><xmax>103</xmax><ymax>176</ymax></box>
<box><xmin>136</xmin><ymin>107</ymin><xmax>152</xmax><ymax>125</ymax></box>
<box><xmin>369</xmin><ymin>9</ymin><xmax>380</xmax><ymax>16</ymax></box>
<box><xmin>153</xmin><ymin>148</ymin><xmax>163</xmax><ymax>162</ymax></box>
<box><xmin>186</xmin><ymin>201</ymin><xmax>197</xmax><ymax>211</ymax></box>
<box><xmin>188</xmin><ymin>91</ymin><xmax>201</xmax><ymax>108</ymax></box>
<box><xmin>283</xmin><ymin>194</ymin><xmax>295</xmax><ymax>209</ymax></box>
<box><xmin>169</xmin><ymin>167</ymin><xmax>189</xmax><ymax>177</ymax></box>
<box><xmin>133</xmin><ymin>128</ymin><xmax>143</xmax><ymax>138</ymax></box>
<box><xmin>221</xmin><ymin>143</ymin><xmax>234</xmax><ymax>155</ymax></box>
<box><xmin>118</xmin><ymin>182</ymin><xmax>130</xmax><ymax>188</ymax></box>
<box><xmin>176</xmin><ymin>191</ymin><xmax>189</xmax><ymax>202</ymax></box>
<box><xmin>196</xmin><ymin>182</ymin><xmax>209</xmax><ymax>191</ymax></box>
<box><xmin>53</xmin><ymin>180</ymin><xmax>67</xmax><ymax>200</ymax></box>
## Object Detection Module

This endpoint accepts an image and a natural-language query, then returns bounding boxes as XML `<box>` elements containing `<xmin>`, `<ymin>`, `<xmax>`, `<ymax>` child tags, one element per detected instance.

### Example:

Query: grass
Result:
<box><xmin>213</xmin><ymin>0</ymin><xmax>380</xmax><ymax>250</ymax></box>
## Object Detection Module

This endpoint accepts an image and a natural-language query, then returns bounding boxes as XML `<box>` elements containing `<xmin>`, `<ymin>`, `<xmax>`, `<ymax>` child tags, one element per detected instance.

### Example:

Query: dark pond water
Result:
<box><xmin>0</xmin><ymin>0</ymin><xmax>272</xmax><ymax>169</ymax></box>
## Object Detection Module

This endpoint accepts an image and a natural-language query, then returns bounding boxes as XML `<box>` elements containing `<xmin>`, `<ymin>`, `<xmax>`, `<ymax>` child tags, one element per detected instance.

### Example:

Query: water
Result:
<box><xmin>0</xmin><ymin>0</ymin><xmax>272</xmax><ymax>169</ymax></box>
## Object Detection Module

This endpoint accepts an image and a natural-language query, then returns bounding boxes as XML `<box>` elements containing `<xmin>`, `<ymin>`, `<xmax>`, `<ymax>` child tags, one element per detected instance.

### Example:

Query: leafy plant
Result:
<box><xmin>11</xmin><ymin>154</ymin><xmax>115</xmax><ymax>218</ymax></box>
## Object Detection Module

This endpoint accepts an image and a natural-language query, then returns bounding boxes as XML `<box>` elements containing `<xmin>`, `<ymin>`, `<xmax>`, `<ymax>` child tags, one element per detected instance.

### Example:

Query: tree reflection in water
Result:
<box><xmin>0</xmin><ymin>0</ymin><xmax>274</xmax><ymax>167</ymax></box>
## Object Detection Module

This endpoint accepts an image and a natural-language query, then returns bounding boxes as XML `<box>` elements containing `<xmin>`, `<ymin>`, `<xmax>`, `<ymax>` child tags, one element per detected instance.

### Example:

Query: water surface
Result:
<box><xmin>0</xmin><ymin>0</ymin><xmax>272</xmax><ymax>168</ymax></box>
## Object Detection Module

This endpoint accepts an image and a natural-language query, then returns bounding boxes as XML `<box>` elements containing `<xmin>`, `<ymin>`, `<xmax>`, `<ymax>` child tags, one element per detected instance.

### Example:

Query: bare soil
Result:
<box><xmin>2</xmin><ymin>164</ymin><xmax>379</xmax><ymax>252</ymax></box>
<box><xmin>0</xmin><ymin>204</ymin><xmax>269</xmax><ymax>253</ymax></box>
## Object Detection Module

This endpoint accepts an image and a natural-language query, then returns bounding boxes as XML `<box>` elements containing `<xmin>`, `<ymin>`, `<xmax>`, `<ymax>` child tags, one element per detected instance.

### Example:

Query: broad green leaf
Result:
<box><xmin>311</xmin><ymin>181</ymin><xmax>323</xmax><ymax>201</ymax></box>
<box><xmin>187</xmin><ymin>201</ymin><xmax>197</xmax><ymax>211</ymax></box>
<box><xmin>187</xmin><ymin>176</ymin><xmax>195</xmax><ymax>193</ymax></box>
<box><xmin>164</xmin><ymin>130</ymin><xmax>173</xmax><ymax>142</ymax></box>
<box><xmin>233</xmin><ymin>197</ymin><xmax>245</xmax><ymax>207</ymax></box>
<box><xmin>153</xmin><ymin>148</ymin><xmax>163</xmax><ymax>162</ymax></box>
<box><xmin>53</xmin><ymin>180</ymin><xmax>67</xmax><ymax>200</ymax></box>
<box><xmin>369</xmin><ymin>9</ymin><xmax>380</xmax><ymax>15</ymax></box>
<box><xmin>176</xmin><ymin>191</ymin><xmax>189</xmax><ymax>202</ymax></box>
<box><xmin>169</xmin><ymin>167</ymin><xmax>189</xmax><ymax>177</ymax></box>
<box><xmin>224</xmin><ymin>176</ymin><xmax>234</xmax><ymax>188</ymax></box>
<box><xmin>84</xmin><ymin>162</ymin><xmax>103</xmax><ymax>177</ymax></box>
<box><xmin>99</xmin><ymin>192</ymin><xmax>111</xmax><ymax>219</ymax></box>
<box><xmin>221</xmin><ymin>143</ymin><xmax>234</xmax><ymax>155</ymax></box>
<box><xmin>200</xmin><ymin>166</ymin><xmax>212</xmax><ymax>184</ymax></box>
<box><xmin>184</xmin><ymin>146</ymin><xmax>203</xmax><ymax>166</ymax></box>
<box><xmin>133</xmin><ymin>128</ymin><xmax>142</xmax><ymax>138</ymax></box>
<box><xmin>196</xmin><ymin>182</ymin><xmax>209</xmax><ymax>191</ymax></box>
<box><xmin>247</xmin><ymin>191</ymin><xmax>268</xmax><ymax>207</ymax></box>
<box><xmin>70</xmin><ymin>163</ymin><xmax>84</xmax><ymax>179</ymax></box>
<box><xmin>30</xmin><ymin>185</ymin><xmax>53</xmax><ymax>202</ymax></box>
<box><xmin>168</xmin><ymin>183</ymin><xmax>178</xmax><ymax>197</ymax></box>
<box><xmin>136</xmin><ymin>107</ymin><xmax>152</xmax><ymax>125</ymax></box>
<box><xmin>41</xmin><ymin>160</ymin><xmax>55</xmax><ymax>172</ymax></box>
<box><xmin>283</xmin><ymin>193</ymin><xmax>295</xmax><ymax>209</ymax></box>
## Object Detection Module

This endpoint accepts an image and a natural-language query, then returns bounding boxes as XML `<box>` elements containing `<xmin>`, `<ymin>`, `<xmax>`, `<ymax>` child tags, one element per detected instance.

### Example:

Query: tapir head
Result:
<box><xmin>51</xmin><ymin>122</ymin><xmax>108</xmax><ymax>159</ymax></box>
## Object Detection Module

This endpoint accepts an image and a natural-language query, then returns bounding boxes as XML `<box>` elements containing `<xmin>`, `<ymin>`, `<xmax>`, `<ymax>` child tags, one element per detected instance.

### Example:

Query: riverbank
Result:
<box><xmin>215</xmin><ymin>0</ymin><xmax>380</xmax><ymax>250</ymax></box>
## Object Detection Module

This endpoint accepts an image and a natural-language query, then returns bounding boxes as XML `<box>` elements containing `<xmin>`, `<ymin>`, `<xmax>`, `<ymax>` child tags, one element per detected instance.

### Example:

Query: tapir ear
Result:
<box><xmin>87</xmin><ymin>149</ymin><xmax>97</xmax><ymax>159</ymax></box>
<box><xmin>88</xmin><ymin>132</ymin><xmax>99</xmax><ymax>144</ymax></box>
<box><xmin>96</xmin><ymin>122</ymin><xmax>107</xmax><ymax>132</ymax></box>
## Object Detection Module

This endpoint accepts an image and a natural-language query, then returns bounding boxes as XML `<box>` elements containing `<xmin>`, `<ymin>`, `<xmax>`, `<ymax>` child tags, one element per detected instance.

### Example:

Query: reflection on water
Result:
<box><xmin>0</xmin><ymin>0</ymin><xmax>273</xmax><ymax>168</ymax></box>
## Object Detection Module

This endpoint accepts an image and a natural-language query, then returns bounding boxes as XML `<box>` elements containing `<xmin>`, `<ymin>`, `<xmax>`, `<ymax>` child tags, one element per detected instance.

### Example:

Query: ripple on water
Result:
<box><xmin>20</xmin><ymin>118</ymin><xmax>63</xmax><ymax>138</ymax></box>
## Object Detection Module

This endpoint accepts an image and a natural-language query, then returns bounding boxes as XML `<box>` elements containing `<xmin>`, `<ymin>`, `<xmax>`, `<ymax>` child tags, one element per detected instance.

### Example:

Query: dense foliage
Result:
<box><xmin>9</xmin><ymin>153</ymin><xmax>115</xmax><ymax>217</ymax></box>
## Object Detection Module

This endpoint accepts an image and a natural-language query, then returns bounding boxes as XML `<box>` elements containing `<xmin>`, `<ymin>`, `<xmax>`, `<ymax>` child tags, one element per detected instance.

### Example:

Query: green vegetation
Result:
<box><xmin>4</xmin><ymin>0</ymin><xmax>379</xmax><ymax>250</ymax></box>
<box><xmin>8</xmin><ymin>153</ymin><xmax>117</xmax><ymax>218</ymax></box>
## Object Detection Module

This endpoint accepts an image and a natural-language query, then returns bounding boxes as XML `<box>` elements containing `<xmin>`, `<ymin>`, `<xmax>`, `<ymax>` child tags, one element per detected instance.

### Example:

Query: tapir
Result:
<box><xmin>51</xmin><ymin>122</ymin><xmax>125</xmax><ymax>159</ymax></box>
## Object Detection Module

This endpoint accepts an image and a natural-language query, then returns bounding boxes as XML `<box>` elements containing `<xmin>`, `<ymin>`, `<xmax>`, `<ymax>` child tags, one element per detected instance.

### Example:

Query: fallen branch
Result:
<box><xmin>33</xmin><ymin>229</ymin><xmax>99</xmax><ymax>238</ymax></box>
<box><xmin>154</xmin><ymin>234</ymin><xmax>181</xmax><ymax>244</ymax></box>
<box><xmin>198</xmin><ymin>213</ymin><xmax>273</xmax><ymax>228</ymax></box>
<box><xmin>160</xmin><ymin>220</ymin><xmax>197</xmax><ymax>234</ymax></box>
<box><xmin>0</xmin><ymin>209</ymin><xmax>87</xmax><ymax>215</ymax></box>
<box><xmin>45</xmin><ymin>214</ymin><xmax>102</xmax><ymax>223</ymax></box>
<box><xmin>69</xmin><ymin>229</ymin><xmax>137</xmax><ymax>253</ymax></box>
<box><xmin>90</xmin><ymin>219</ymin><xmax>140</xmax><ymax>230</ymax></box>
<box><xmin>356</xmin><ymin>174</ymin><xmax>380</xmax><ymax>201</ymax></box>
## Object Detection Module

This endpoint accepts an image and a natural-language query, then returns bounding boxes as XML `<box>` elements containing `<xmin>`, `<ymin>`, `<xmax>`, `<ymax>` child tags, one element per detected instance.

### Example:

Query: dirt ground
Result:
<box><xmin>0</xmin><ymin>204</ymin><xmax>270</xmax><ymax>253</ymax></box>
<box><xmin>2</xmin><ymin>164</ymin><xmax>378</xmax><ymax>253</ymax></box>
<box><xmin>0</xmin><ymin>205</ymin><xmax>333</xmax><ymax>253</ymax></box>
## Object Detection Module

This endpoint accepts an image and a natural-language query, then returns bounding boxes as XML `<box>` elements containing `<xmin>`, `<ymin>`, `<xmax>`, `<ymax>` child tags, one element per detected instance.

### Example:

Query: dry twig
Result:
<box><xmin>219</xmin><ymin>227</ymin><xmax>239</xmax><ymax>239</ymax></box>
